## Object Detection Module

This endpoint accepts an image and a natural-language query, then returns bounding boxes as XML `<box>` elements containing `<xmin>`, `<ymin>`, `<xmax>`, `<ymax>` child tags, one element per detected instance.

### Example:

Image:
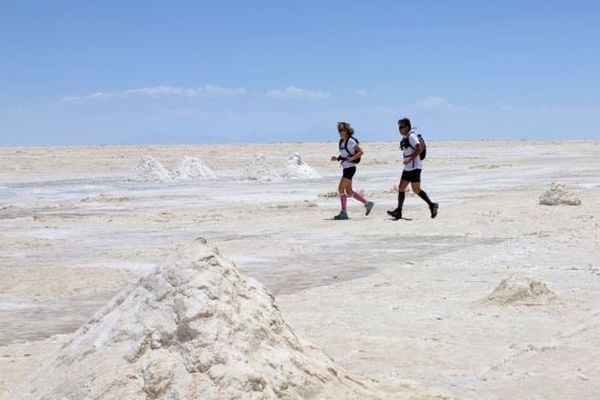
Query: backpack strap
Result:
<box><xmin>344</xmin><ymin>137</ymin><xmax>359</xmax><ymax>155</ymax></box>
<box><xmin>406</xmin><ymin>133</ymin><xmax>418</xmax><ymax>150</ymax></box>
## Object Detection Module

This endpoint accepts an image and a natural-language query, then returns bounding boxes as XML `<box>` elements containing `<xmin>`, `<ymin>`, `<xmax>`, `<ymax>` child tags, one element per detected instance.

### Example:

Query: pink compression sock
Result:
<box><xmin>340</xmin><ymin>194</ymin><xmax>347</xmax><ymax>211</ymax></box>
<box><xmin>352</xmin><ymin>192</ymin><xmax>366</xmax><ymax>204</ymax></box>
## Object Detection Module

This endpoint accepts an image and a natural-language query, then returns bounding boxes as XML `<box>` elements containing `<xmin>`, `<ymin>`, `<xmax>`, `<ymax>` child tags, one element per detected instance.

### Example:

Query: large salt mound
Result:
<box><xmin>242</xmin><ymin>154</ymin><xmax>281</xmax><ymax>182</ymax></box>
<box><xmin>171</xmin><ymin>156</ymin><xmax>217</xmax><ymax>181</ymax></box>
<box><xmin>15</xmin><ymin>238</ymin><xmax>380</xmax><ymax>400</ymax></box>
<box><xmin>539</xmin><ymin>182</ymin><xmax>581</xmax><ymax>206</ymax></box>
<box><xmin>281</xmin><ymin>153</ymin><xmax>322</xmax><ymax>179</ymax></box>
<box><xmin>129</xmin><ymin>155</ymin><xmax>172</xmax><ymax>182</ymax></box>
<box><xmin>485</xmin><ymin>275</ymin><xmax>561</xmax><ymax>306</ymax></box>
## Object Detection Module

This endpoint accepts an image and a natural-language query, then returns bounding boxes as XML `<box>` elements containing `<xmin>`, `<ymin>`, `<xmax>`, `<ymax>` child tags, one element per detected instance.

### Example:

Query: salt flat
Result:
<box><xmin>0</xmin><ymin>140</ymin><xmax>599</xmax><ymax>399</ymax></box>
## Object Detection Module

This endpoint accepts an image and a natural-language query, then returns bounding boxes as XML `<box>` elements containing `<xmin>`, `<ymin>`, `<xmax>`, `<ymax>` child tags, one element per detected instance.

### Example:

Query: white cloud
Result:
<box><xmin>61</xmin><ymin>92</ymin><xmax>116</xmax><ymax>102</ymax></box>
<box><xmin>415</xmin><ymin>96</ymin><xmax>452</xmax><ymax>109</ymax></box>
<box><xmin>266</xmin><ymin>86</ymin><xmax>330</xmax><ymax>100</ymax></box>
<box><xmin>413</xmin><ymin>96</ymin><xmax>471</xmax><ymax>113</ymax></box>
<box><xmin>62</xmin><ymin>84</ymin><xmax>246</xmax><ymax>102</ymax></box>
<box><xmin>123</xmin><ymin>86</ymin><xmax>198</xmax><ymax>97</ymax></box>
<box><xmin>356</xmin><ymin>89</ymin><xmax>369</xmax><ymax>97</ymax></box>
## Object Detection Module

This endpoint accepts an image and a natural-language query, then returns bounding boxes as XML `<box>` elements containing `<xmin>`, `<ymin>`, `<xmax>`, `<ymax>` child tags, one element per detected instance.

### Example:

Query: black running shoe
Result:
<box><xmin>430</xmin><ymin>203</ymin><xmax>439</xmax><ymax>219</ymax></box>
<box><xmin>364</xmin><ymin>201</ymin><xmax>374</xmax><ymax>216</ymax></box>
<box><xmin>387</xmin><ymin>209</ymin><xmax>402</xmax><ymax>220</ymax></box>
<box><xmin>333</xmin><ymin>211</ymin><xmax>349</xmax><ymax>220</ymax></box>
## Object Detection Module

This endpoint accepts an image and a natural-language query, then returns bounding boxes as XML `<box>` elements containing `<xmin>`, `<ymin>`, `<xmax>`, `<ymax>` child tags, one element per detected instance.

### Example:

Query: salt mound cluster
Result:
<box><xmin>129</xmin><ymin>155</ymin><xmax>172</xmax><ymax>182</ymax></box>
<box><xmin>171</xmin><ymin>156</ymin><xmax>217</xmax><ymax>181</ymax></box>
<box><xmin>281</xmin><ymin>153</ymin><xmax>322</xmax><ymax>179</ymax></box>
<box><xmin>16</xmin><ymin>238</ymin><xmax>379</xmax><ymax>400</ymax></box>
<box><xmin>539</xmin><ymin>182</ymin><xmax>581</xmax><ymax>206</ymax></box>
<box><xmin>485</xmin><ymin>275</ymin><xmax>561</xmax><ymax>306</ymax></box>
<box><xmin>242</xmin><ymin>154</ymin><xmax>281</xmax><ymax>182</ymax></box>
<box><xmin>129</xmin><ymin>155</ymin><xmax>217</xmax><ymax>182</ymax></box>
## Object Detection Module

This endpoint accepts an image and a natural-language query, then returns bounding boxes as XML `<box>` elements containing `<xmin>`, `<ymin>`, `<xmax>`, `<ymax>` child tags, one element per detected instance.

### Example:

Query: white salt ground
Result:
<box><xmin>2</xmin><ymin>140</ymin><xmax>599</xmax><ymax>400</ymax></box>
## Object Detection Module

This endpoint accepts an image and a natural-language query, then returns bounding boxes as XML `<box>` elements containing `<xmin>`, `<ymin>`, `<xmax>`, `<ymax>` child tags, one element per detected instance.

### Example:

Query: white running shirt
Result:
<box><xmin>402</xmin><ymin>132</ymin><xmax>423</xmax><ymax>171</ymax></box>
<box><xmin>339</xmin><ymin>137</ymin><xmax>359</xmax><ymax>169</ymax></box>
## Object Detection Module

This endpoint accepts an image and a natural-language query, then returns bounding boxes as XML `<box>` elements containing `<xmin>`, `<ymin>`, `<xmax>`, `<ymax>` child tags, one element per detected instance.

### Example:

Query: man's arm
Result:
<box><xmin>404</xmin><ymin>143</ymin><xmax>421</xmax><ymax>164</ymax></box>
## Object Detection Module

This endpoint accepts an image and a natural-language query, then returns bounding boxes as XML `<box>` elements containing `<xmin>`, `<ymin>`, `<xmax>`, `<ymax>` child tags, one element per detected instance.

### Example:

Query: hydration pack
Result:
<box><xmin>339</xmin><ymin>136</ymin><xmax>361</xmax><ymax>164</ymax></box>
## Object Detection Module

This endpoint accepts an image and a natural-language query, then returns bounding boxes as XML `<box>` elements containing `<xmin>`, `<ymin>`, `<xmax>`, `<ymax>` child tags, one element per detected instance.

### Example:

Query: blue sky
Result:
<box><xmin>1</xmin><ymin>0</ymin><xmax>599</xmax><ymax>146</ymax></box>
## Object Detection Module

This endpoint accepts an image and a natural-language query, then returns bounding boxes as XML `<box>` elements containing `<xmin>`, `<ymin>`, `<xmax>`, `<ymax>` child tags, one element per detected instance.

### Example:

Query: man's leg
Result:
<box><xmin>412</xmin><ymin>182</ymin><xmax>438</xmax><ymax>219</ymax></box>
<box><xmin>388</xmin><ymin>180</ymin><xmax>409</xmax><ymax>219</ymax></box>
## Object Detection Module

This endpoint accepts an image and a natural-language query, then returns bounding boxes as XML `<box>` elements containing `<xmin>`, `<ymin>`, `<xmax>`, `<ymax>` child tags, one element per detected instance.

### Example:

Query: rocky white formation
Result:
<box><xmin>485</xmin><ymin>275</ymin><xmax>561</xmax><ymax>306</ymax></box>
<box><xmin>128</xmin><ymin>155</ymin><xmax>172</xmax><ymax>183</ymax></box>
<box><xmin>281</xmin><ymin>153</ymin><xmax>321</xmax><ymax>179</ymax></box>
<box><xmin>15</xmin><ymin>238</ymin><xmax>379</xmax><ymax>400</ymax></box>
<box><xmin>539</xmin><ymin>183</ymin><xmax>581</xmax><ymax>206</ymax></box>
<box><xmin>171</xmin><ymin>156</ymin><xmax>217</xmax><ymax>181</ymax></box>
<box><xmin>242</xmin><ymin>154</ymin><xmax>281</xmax><ymax>182</ymax></box>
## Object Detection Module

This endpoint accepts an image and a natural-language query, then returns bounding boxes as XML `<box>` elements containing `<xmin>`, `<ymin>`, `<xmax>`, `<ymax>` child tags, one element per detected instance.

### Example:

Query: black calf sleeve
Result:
<box><xmin>397</xmin><ymin>191</ymin><xmax>405</xmax><ymax>210</ymax></box>
<box><xmin>417</xmin><ymin>190</ymin><xmax>434</xmax><ymax>206</ymax></box>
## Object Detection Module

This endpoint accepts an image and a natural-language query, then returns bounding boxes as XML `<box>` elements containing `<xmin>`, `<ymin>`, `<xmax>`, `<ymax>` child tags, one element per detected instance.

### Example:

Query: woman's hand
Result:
<box><xmin>331</xmin><ymin>156</ymin><xmax>338</xmax><ymax>161</ymax></box>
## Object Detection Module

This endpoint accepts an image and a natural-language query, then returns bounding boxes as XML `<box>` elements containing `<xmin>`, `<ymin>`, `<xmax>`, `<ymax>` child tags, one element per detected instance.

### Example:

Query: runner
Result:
<box><xmin>330</xmin><ymin>121</ymin><xmax>374</xmax><ymax>220</ymax></box>
<box><xmin>387</xmin><ymin>118</ymin><xmax>438</xmax><ymax>220</ymax></box>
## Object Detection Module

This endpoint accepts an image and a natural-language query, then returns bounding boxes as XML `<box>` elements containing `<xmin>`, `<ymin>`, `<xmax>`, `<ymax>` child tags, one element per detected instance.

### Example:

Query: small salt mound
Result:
<box><xmin>242</xmin><ymin>154</ymin><xmax>281</xmax><ymax>182</ymax></box>
<box><xmin>539</xmin><ymin>182</ymin><xmax>581</xmax><ymax>206</ymax></box>
<box><xmin>129</xmin><ymin>155</ymin><xmax>171</xmax><ymax>182</ymax></box>
<box><xmin>15</xmin><ymin>238</ymin><xmax>380</xmax><ymax>400</ymax></box>
<box><xmin>281</xmin><ymin>153</ymin><xmax>322</xmax><ymax>179</ymax></box>
<box><xmin>485</xmin><ymin>275</ymin><xmax>561</xmax><ymax>306</ymax></box>
<box><xmin>319</xmin><ymin>190</ymin><xmax>339</xmax><ymax>198</ymax></box>
<box><xmin>171</xmin><ymin>156</ymin><xmax>217</xmax><ymax>180</ymax></box>
<box><xmin>81</xmin><ymin>193</ymin><xmax>131</xmax><ymax>203</ymax></box>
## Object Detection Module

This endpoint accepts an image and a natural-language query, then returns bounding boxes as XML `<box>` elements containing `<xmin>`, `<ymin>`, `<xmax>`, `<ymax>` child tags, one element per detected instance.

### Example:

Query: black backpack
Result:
<box><xmin>400</xmin><ymin>133</ymin><xmax>426</xmax><ymax>160</ymax></box>
<box><xmin>339</xmin><ymin>136</ymin><xmax>361</xmax><ymax>163</ymax></box>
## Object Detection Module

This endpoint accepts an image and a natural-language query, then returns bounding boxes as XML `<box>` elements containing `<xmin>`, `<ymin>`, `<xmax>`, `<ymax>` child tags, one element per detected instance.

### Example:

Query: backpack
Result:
<box><xmin>401</xmin><ymin>133</ymin><xmax>426</xmax><ymax>160</ymax></box>
<box><xmin>339</xmin><ymin>136</ymin><xmax>361</xmax><ymax>163</ymax></box>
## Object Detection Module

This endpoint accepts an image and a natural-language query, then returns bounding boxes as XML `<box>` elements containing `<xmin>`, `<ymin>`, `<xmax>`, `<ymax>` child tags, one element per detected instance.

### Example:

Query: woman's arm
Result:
<box><xmin>346</xmin><ymin>145</ymin><xmax>364</xmax><ymax>162</ymax></box>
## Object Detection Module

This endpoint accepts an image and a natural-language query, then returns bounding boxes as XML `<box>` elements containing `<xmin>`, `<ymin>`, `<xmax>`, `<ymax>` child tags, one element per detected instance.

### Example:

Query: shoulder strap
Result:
<box><xmin>407</xmin><ymin>133</ymin><xmax>417</xmax><ymax>150</ymax></box>
<box><xmin>344</xmin><ymin>137</ymin><xmax>359</xmax><ymax>155</ymax></box>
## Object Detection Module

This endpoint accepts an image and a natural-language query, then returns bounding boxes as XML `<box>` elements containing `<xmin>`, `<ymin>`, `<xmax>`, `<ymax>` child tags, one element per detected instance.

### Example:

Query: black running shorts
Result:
<box><xmin>401</xmin><ymin>169</ymin><xmax>421</xmax><ymax>182</ymax></box>
<box><xmin>342</xmin><ymin>167</ymin><xmax>356</xmax><ymax>180</ymax></box>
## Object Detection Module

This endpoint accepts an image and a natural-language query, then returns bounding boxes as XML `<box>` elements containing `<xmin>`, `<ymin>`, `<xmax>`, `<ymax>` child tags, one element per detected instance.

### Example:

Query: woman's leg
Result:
<box><xmin>346</xmin><ymin>180</ymin><xmax>366</xmax><ymax>204</ymax></box>
<box><xmin>345</xmin><ymin>177</ymin><xmax>374</xmax><ymax>215</ymax></box>
<box><xmin>338</xmin><ymin>178</ymin><xmax>351</xmax><ymax>212</ymax></box>
<box><xmin>345</xmin><ymin>180</ymin><xmax>353</xmax><ymax>197</ymax></box>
